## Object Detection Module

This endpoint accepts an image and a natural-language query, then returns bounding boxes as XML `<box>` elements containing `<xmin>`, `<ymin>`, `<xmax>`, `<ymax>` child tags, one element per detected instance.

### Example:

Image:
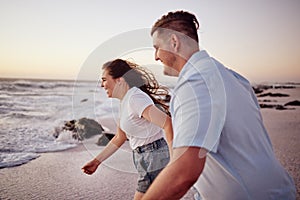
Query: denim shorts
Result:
<box><xmin>132</xmin><ymin>138</ymin><xmax>170</xmax><ymax>193</ymax></box>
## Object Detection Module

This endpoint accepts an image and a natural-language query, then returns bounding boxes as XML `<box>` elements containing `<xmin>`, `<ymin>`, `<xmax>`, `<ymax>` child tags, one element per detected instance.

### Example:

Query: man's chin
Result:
<box><xmin>164</xmin><ymin>66</ymin><xmax>179</xmax><ymax>77</ymax></box>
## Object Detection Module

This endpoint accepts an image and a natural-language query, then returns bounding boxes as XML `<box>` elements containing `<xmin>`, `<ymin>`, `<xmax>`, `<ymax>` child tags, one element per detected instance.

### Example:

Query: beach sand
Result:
<box><xmin>259</xmin><ymin>87</ymin><xmax>300</xmax><ymax>199</ymax></box>
<box><xmin>0</xmin><ymin>88</ymin><xmax>299</xmax><ymax>199</ymax></box>
<box><xmin>0</xmin><ymin>139</ymin><xmax>195</xmax><ymax>199</ymax></box>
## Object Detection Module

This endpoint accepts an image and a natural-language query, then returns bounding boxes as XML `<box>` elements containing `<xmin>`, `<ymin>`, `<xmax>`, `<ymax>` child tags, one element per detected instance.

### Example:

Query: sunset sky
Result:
<box><xmin>0</xmin><ymin>0</ymin><xmax>299</xmax><ymax>83</ymax></box>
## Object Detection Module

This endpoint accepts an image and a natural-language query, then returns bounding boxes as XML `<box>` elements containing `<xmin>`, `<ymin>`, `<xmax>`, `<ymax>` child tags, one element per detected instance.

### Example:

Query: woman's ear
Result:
<box><xmin>114</xmin><ymin>78</ymin><xmax>121</xmax><ymax>85</ymax></box>
<box><xmin>115</xmin><ymin>77</ymin><xmax>126</xmax><ymax>86</ymax></box>
<box><xmin>119</xmin><ymin>77</ymin><xmax>126</xmax><ymax>83</ymax></box>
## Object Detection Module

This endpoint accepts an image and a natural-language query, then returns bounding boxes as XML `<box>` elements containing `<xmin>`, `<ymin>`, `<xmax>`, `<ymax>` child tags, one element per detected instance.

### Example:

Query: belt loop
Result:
<box><xmin>153</xmin><ymin>140</ymin><xmax>158</xmax><ymax>149</ymax></box>
<box><xmin>156</xmin><ymin>138</ymin><xmax>161</xmax><ymax>149</ymax></box>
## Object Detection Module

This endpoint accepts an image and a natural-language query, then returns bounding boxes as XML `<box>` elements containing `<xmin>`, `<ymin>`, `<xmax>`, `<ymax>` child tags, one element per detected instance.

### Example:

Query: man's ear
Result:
<box><xmin>170</xmin><ymin>33</ymin><xmax>180</xmax><ymax>52</ymax></box>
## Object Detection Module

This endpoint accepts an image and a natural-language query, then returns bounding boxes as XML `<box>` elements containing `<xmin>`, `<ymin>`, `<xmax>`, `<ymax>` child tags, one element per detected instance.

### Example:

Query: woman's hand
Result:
<box><xmin>81</xmin><ymin>127</ymin><xmax>127</xmax><ymax>175</ymax></box>
<box><xmin>82</xmin><ymin>158</ymin><xmax>101</xmax><ymax>175</ymax></box>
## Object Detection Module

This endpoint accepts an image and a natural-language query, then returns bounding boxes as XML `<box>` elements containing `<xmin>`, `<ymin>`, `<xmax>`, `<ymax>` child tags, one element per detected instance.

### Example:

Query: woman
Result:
<box><xmin>82</xmin><ymin>59</ymin><xmax>173</xmax><ymax>200</ymax></box>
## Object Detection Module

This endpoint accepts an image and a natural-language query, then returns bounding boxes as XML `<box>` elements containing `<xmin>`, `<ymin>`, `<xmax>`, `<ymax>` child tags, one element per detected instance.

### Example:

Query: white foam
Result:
<box><xmin>0</xmin><ymin>152</ymin><xmax>40</xmax><ymax>168</ymax></box>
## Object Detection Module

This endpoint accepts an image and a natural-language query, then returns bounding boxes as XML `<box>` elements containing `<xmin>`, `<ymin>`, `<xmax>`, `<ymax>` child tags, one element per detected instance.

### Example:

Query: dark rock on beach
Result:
<box><xmin>55</xmin><ymin>118</ymin><xmax>105</xmax><ymax>140</ymax></box>
<box><xmin>62</xmin><ymin>120</ymin><xmax>76</xmax><ymax>131</ymax></box>
<box><xmin>284</xmin><ymin>100</ymin><xmax>300</xmax><ymax>106</ymax></box>
<box><xmin>252</xmin><ymin>87</ymin><xmax>264</xmax><ymax>94</ymax></box>
<box><xmin>252</xmin><ymin>83</ymin><xmax>296</xmax><ymax>95</ymax></box>
<box><xmin>254</xmin><ymin>84</ymin><xmax>296</xmax><ymax>91</ymax></box>
<box><xmin>259</xmin><ymin>104</ymin><xmax>293</xmax><ymax>110</ymax></box>
<box><xmin>258</xmin><ymin>99</ymin><xmax>277</xmax><ymax>102</ymax></box>
<box><xmin>257</xmin><ymin>92</ymin><xmax>289</xmax><ymax>98</ymax></box>
<box><xmin>75</xmin><ymin>118</ymin><xmax>104</xmax><ymax>140</ymax></box>
<box><xmin>54</xmin><ymin>118</ymin><xmax>115</xmax><ymax>145</ymax></box>
<box><xmin>254</xmin><ymin>83</ymin><xmax>299</xmax><ymax>110</ymax></box>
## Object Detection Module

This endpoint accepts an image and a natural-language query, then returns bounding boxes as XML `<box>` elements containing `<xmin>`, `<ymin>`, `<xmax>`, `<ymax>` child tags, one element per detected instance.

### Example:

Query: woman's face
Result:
<box><xmin>101</xmin><ymin>69</ymin><xmax>117</xmax><ymax>98</ymax></box>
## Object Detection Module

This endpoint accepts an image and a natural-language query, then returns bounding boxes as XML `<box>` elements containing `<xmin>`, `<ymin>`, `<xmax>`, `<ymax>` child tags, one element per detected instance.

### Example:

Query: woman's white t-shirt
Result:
<box><xmin>119</xmin><ymin>87</ymin><xmax>164</xmax><ymax>150</ymax></box>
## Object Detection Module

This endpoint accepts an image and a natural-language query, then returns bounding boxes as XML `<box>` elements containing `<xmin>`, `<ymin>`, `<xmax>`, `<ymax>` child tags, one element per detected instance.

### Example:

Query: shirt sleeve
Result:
<box><xmin>171</xmin><ymin>62</ymin><xmax>226</xmax><ymax>153</ymax></box>
<box><xmin>129</xmin><ymin>91</ymin><xmax>154</xmax><ymax>118</ymax></box>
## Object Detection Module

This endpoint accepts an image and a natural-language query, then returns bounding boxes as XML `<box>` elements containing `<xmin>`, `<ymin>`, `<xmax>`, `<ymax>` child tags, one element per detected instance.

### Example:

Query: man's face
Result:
<box><xmin>152</xmin><ymin>31</ymin><xmax>179</xmax><ymax>77</ymax></box>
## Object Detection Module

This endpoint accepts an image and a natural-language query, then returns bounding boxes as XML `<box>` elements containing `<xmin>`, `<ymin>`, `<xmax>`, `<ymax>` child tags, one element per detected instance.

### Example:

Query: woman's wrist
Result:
<box><xmin>94</xmin><ymin>158</ymin><xmax>101</xmax><ymax>165</ymax></box>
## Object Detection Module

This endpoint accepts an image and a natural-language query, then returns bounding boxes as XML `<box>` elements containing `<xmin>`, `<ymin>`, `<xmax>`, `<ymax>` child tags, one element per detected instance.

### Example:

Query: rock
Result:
<box><xmin>259</xmin><ymin>104</ymin><xmax>276</xmax><ymax>109</ymax></box>
<box><xmin>259</xmin><ymin>104</ymin><xmax>294</xmax><ymax>110</ymax></box>
<box><xmin>258</xmin><ymin>99</ymin><xmax>277</xmax><ymax>102</ymax></box>
<box><xmin>96</xmin><ymin>133</ymin><xmax>115</xmax><ymax>146</ymax></box>
<box><xmin>55</xmin><ymin>118</ymin><xmax>105</xmax><ymax>141</ymax></box>
<box><xmin>63</xmin><ymin>120</ymin><xmax>76</xmax><ymax>131</ymax></box>
<box><xmin>284</xmin><ymin>100</ymin><xmax>300</xmax><ymax>106</ymax></box>
<box><xmin>252</xmin><ymin>87</ymin><xmax>264</xmax><ymax>94</ymax></box>
<box><xmin>275</xmin><ymin>105</ymin><xmax>288</xmax><ymax>110</ymax></box>
<box><xmin>53</xmin><ymin>118</ymin><xmax>117</xmax><ymax>145</ymax></box>
<box><xmin>75</xmin><ymin>118</ymin><xmax>104</xmax><ymax>140</ymax></box>
<box><xmin>257</xmin><ymin>92</ymin><xmax>289</xmax><ymax>97</ymax></box>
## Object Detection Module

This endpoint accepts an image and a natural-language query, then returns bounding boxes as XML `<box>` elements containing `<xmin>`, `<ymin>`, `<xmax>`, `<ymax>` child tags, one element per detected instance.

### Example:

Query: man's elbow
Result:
<box><xmin>171</xmin><ymin>147</ymin><xmax>206</xmax><ymax>191</ymax></box>
<box><xmin>181</xmin><ymin>163</ymin><xmax>203</xmax><ymax>186</ymax></box>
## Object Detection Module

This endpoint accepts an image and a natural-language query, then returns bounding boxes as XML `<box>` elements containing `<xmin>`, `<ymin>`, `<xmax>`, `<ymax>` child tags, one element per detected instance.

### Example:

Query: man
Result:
<box><xmin>142</xmin><ymin>10</ymin><xmax>296</xmax><ymax>200</ymax></box>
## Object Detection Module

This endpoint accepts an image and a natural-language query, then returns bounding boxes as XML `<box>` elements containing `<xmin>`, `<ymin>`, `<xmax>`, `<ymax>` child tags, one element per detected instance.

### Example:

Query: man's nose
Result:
<box><xmin>154</xmin><ymin>52</ymin><xmax>160</xmax><ymax>61</ymax></box>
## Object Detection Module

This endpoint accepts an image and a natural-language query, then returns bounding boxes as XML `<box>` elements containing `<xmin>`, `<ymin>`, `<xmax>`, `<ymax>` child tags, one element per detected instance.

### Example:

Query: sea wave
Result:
<box><xmin>0</xmin><ymin>78</ymin><xmax>117</xmax><ymax>169</ymax></box>
<box><xmin>1</xmin><ymin>79</ymin><xmax>75</xmax><ymax>89</ymax></box>
<box><xmin>0</xmin><ymin>152</ymin><xmax>40</xmax><ymax>168</ymax></box>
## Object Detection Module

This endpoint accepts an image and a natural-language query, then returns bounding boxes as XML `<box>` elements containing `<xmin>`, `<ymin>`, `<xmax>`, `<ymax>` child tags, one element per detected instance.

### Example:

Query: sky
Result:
<box><xmin>0</xmin><ymin>0</ymin><xmax>299</xmax><ymax>83</ymax></box>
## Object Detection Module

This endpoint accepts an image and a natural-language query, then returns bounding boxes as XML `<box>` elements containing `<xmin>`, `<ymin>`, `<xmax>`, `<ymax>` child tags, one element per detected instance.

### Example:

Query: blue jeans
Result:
<box><xmin>132</xmin><ymin>138</ymin><xmax>170</xmax><ymax>193</ymax></box>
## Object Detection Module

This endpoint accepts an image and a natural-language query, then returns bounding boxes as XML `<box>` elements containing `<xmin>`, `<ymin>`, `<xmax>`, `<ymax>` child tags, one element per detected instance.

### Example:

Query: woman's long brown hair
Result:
<box><xmin>102</xmin><ymin>59</ymin><xmax>170</xmax><ymax>116</ymax></box>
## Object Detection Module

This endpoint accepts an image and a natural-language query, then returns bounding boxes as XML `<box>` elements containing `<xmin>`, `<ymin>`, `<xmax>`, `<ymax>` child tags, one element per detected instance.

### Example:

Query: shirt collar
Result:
<box><xmin>178</xmin><ymin>50</ymin><xmax>210</xmax><ymax>78</ymax></box>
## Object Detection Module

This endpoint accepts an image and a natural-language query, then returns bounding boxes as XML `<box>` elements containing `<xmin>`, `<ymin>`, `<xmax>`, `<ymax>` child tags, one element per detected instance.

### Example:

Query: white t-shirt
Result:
<box><xmin>171</xmin><ymin>50</ymin><xmax>296</xmax><ymax>200</ymax></box>
<box><xmin>119</xmin><ymin>87</ymin><xmax>164</xmax><ymax>150</ymax></box>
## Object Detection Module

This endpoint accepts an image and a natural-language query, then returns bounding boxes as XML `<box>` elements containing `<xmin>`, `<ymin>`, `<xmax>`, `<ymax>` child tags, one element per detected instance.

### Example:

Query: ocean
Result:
<box><xmin>0</xmin><ymin>78</ymin><xmax>120</xmax><ymax>168</ymax></box>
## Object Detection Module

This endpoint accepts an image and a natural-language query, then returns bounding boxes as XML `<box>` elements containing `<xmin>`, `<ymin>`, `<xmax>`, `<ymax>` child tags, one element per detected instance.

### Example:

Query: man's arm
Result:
<box><xmin>142</xmin><ymin>147</ymin><xmax>206</xmax><ymax>200</ymax></box>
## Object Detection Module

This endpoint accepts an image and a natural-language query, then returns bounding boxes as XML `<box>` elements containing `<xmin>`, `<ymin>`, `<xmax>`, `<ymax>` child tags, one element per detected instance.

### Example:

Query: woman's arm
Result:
<box><xmin>142</xmin><ymin>105</ymin><xmax>173</xmax><ymax>156</ymax></box>
<box><xmin>82</xmin><ymin>127</ymin><xmax>127</xmax><ymax>175</ymax></box>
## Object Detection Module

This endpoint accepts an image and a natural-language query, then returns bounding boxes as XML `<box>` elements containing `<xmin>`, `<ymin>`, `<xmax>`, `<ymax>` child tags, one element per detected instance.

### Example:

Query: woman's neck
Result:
<box><xmin>115</xmin><ymin>84</ymin><xmax>130</xmax><ymax>100</ymax></box>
